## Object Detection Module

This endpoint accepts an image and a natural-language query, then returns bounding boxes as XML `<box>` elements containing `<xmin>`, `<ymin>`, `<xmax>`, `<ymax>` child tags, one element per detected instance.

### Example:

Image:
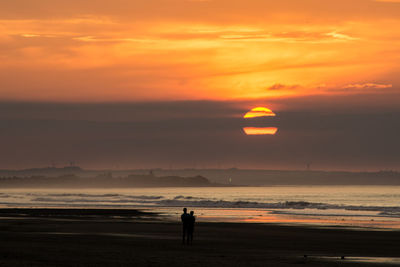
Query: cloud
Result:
<box><xmin>343</xmin><ymin>83</ymin><xmax>393</xmax><ymax>90</ymax></box>
<box><xmin>20</xmin><ymin>34</ymin><xmax>41</xmax><ymax>38</ymax></box>
<box><xmin>375</xmin><ymin>0</ymin><xmax>400</xmax><ymax>3</ymax></box>
<box><xmin>267</xmin><ymin>84</ymin><xmax>302</xmax><ymax>90</ymax></box>
<box><xmin>325</xmin><ymin>32</ymin><xmax>359</xmax><ymax>41</ymax></box>
<box><xmin>1</xmin><ymin>0</ymin><xmax>400</xmax><ymax>21</ymax></box>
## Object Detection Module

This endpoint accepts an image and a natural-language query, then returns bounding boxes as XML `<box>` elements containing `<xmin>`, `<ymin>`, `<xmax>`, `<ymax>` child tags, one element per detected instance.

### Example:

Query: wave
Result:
<box><xmin>2</xmin><ymin>192</ymin><xmax>400</xmax><ymax>218</ymax></box>
<box><xmin>31</xmin><ymin>197</ymin><xmax>159</xmax><ymax>204</ymax></box>
<box><xmin>173</xmin><ymin>195</ymin><xmax>206</xmax><ymax>200</ymax></box>
<box><xmin>157</xmin><ymin>199</ymin><xmax>400</xmax><ymax>216</ymax></box>
<box><xmin>45</xmin><ymin>193</ymin><xmax>164</xmax><ymax>200</ymax></box>
<box><xmin>378</xmin><ymin>211</ymin><xmax>400</xmax><ymax>217</ymax></box>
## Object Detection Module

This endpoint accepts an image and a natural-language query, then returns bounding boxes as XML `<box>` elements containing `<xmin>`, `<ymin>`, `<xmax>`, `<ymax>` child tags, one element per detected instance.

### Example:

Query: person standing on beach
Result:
<box><xmin>181</xmin><ymin>208</ymin><xmax>190</xmax><ymax>244</ymax></box>
<box><xmin>188</xmin><ymin>211</ymin><xmax>196</xmax><ymax>245</ymax></box>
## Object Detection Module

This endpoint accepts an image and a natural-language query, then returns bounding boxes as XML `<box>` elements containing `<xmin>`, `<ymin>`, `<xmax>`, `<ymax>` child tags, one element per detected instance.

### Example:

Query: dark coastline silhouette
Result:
<box><xmin>0</xmin><ymin>173</ymin><xmax>212</xmax><ymax>188</ymax></box>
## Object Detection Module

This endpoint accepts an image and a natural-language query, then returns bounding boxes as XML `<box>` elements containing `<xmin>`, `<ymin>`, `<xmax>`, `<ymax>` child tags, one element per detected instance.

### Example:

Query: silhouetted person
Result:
<box><xmin>187</xmin><ymin>210</ymin><xmax>196</xmax><ymax>245</ymax></box>
<box><xmin>181</xmin><ymin>208</ymin><xmax>190</xmax><ymax>244</ymax></box>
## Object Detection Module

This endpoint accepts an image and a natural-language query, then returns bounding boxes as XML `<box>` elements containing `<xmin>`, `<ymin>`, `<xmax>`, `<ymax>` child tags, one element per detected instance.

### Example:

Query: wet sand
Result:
<box><xmin>0</xmin><ymin>208</ymin><xmax>399</xmax><ymax>266</ymax></box>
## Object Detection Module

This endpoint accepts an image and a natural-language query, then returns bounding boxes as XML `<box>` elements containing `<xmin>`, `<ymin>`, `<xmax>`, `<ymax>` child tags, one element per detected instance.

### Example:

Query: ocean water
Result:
<box><xmin>1</xmin><ymin>186</ymin><xmax>399</xmax><ymax>229</ymax></box>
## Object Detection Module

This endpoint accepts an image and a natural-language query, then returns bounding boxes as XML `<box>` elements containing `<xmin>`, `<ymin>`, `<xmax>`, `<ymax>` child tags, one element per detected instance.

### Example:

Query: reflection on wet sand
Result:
<box><xmin>316</xmin><ymin>256</ymin><xmax>400</xmax><ymax>265</ymax></box>
<box><xmin>157</xmin><ymin>208</ymin><xmax>400</xmax><ymax>230</ymax></box>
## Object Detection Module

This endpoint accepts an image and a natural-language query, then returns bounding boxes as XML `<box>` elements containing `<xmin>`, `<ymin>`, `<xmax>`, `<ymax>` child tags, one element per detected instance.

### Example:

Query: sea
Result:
<box><xmin>1</xmin><ymin>186</ymin><xmax>400</xmax><ymax>229</ymax></box>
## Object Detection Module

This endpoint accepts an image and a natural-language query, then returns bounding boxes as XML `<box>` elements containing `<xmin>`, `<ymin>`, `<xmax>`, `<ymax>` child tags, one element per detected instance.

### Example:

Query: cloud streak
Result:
<box><xmin>343</xmin><ymin>83</ymin><xmax>393</xmax><ymax>89</ymax></box>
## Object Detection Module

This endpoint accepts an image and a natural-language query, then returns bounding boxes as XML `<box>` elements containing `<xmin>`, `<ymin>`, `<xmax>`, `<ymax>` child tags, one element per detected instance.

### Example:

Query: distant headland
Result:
<box><xmin>0</xmin><ymin>168</ymin><xmax>216</xmax><ymax>188</ymax></box>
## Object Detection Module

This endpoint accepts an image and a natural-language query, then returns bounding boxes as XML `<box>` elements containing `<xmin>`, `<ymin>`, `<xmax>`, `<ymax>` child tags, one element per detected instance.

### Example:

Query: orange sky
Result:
<box><xmin>0</xmin><ymin>0</ymin><xmax>399</xmax><ymax>102</ymax></box>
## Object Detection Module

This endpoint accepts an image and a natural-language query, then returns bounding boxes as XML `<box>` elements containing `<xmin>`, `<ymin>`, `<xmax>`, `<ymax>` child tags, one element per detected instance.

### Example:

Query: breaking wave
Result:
<box><xmin>0</xmin><ymin>186</ymin><xmax>399</xmax><ymax>219</ymax></box>
<box><xmin>4</xmin><ymin>192</ymin><xmax>395</xmax><ymax>218</ymax></box>
<box><xmin>157</xmin><ymin>199</ymin><xmax>400</xmax><ymax>216</ymax></box>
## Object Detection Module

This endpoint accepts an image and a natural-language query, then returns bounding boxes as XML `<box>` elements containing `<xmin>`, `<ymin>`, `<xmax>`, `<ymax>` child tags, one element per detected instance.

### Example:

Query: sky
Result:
<box><xmin>0</xmin><ymin>0</ymin><xmax>399</xmax><ymax>170</ymax></box>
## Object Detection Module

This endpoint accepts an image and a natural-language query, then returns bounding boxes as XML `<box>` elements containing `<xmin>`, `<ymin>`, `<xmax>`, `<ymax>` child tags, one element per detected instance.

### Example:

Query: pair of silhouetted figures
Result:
<box><xmin>181</xmin><ymin>208</ymin><xmax>195</xmax><ymax>245</ymax></box>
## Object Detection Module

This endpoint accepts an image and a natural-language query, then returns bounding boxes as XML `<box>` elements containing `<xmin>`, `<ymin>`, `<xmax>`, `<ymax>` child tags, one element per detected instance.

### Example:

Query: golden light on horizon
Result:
<box><xmin>243</xmin><ymin>127</ymin><xmax>278</xmax><ymax>135</ymax></box>
<box><xmin>243</xmin><ymin>107</ymin><xmax>276</xmax><ymax>118</ymax></box>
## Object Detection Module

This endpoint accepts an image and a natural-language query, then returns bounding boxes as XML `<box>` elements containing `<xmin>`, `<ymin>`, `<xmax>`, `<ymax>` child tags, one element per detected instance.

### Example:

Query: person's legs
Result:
<box><xmin>182</xmin><ymin>226</ymin><xmax>187</xmax><ymax>245</ymax></box>
<box><xmin>187</xmin><ymin>228</ymin><xmax>193</xmax><ymax>245</ymax></box>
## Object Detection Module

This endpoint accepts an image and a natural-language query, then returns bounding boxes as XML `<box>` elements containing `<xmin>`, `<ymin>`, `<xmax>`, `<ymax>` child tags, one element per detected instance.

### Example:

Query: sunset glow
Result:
<box><xmin>0</xmin><ymin>0</ymin><xmax>399</xmax><ymax>101</ymax></box>
<box><xmin>243</xmin><ymin>127</ymin><xmax>278</xmax><ymax>135</ymax></box>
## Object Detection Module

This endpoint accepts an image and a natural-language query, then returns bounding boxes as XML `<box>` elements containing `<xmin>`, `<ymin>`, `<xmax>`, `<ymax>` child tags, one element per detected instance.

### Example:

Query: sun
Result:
<box><xmin>243</xmin><ymin>127</ymin><xmax>278</xmax><ymax>135</ymax></box>
<box><xmin>243</xmin><ymin>107</ymin><xmax>278</xmax><ymax>135</ymax></box>
<box><xmin>243</xmin><ymin>107</ymin><xmax>276</xmax><ymax>118</ymax></box>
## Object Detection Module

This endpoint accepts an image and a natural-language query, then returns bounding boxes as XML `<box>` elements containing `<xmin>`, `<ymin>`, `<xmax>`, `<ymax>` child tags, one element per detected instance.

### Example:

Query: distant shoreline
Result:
<box><xmin>1</xmin><ymin>166</ymin><xmax>399</xmax><ymax>186</ymax></box>
<box><xmin>0</xmin><ymin>173</ymin><xmax>233</xmax><ymax>188</ymax></box>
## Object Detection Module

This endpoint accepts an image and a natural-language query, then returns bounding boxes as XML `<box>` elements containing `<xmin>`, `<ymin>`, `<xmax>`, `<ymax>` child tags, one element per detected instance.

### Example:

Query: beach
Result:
<box><xmin>0</xmin><ymin>209</ymin><xmax>399</xmax><ymax>266</ymax></box>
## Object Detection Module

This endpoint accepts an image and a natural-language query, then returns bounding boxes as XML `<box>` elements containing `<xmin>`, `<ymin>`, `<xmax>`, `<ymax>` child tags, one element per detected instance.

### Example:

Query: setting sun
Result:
<box><xmin>243</xmin><ymin>107</ymin><xmax>276</xmax><ymax>118</ymax></box>
<box><xmin>242</xmin><ymin>127</ymin><xmax>278</xmax><ymax>135</ymax></box>
<box><xmin>243</xmin><ymin>107</ymin><xmax>277</xmax><ymax>135</ymax></box>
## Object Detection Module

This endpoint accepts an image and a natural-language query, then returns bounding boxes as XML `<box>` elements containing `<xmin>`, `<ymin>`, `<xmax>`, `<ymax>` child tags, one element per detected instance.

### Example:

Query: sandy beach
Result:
<box><xmin>0</xmin><ymin>209</ymin><xmax>399</xmax><ymax>266</ymax></box>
